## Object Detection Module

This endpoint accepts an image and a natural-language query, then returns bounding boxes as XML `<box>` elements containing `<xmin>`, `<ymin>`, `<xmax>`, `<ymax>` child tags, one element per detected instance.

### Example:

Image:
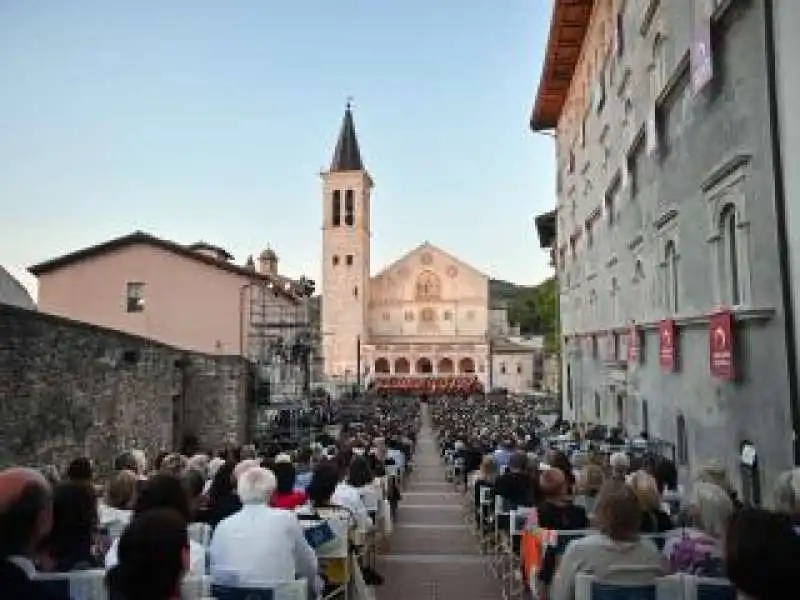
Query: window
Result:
<box><xmin>567</xmin><ymin>365</ymin><xmax>573</xmax><ymax>410</ymax></box>
<box><xmin>595</xmin><ymin>392</ymin><xmax>601</xmax><ymax>419</ymax></box>
<box><xmin>344</xmin><ymin>189</ymin><xmax>355</xmax><ymax>226</ymax></box>
<box><xmin>568</xmin><ymin>149</ymin><xmax>575</xmax><ymax>173</ymax></box>
<box><xmin>443</xmin><ymin>310</ymin><xmax>453</xmax><ymax>321</ymax></box>
<box><xmin>633</xmin><ymin>259</ymin><xmax>645</xmax><ymax>283</ymax></box>
<box><xmin>642</xmin><ymin>400</ymin><xmax>650</xmax><ymax>434</ymax></box>
<box><xmin>346</xmin><ymin>254</ymin><xmax>354</xmax><ymax>266</ymax></box>
<box><xmin>404</xmin><ymin>311</ymin><xmax>414</xmax><ymax>322</ymax></box>
<box><xmin>381</xmin><ymin>312</ymin><xmax>390</xmax><ymax>321</ymax></box>
<box><xmin>415</xmin><ymin>271</ymin><xmax>442</xmax><ymax>301</ymax></box>
<box><xmin>332</xmin><ymin>190</ymin><xmax>341</xmax><ymax>227</ymax></box>
<box><xmin>610</xmin><ymin>277</ymin><xmax>619</xmax><ymax>323</ymax></box>
<box><xmin>585</xmin><ymin>220</ymin><xmax>594</xmax><ymax>248</ymax></box>
<box><xmin>720</xmin><ymin>204</ymin><xmax>741</xmax><ymax>305</ymax></box>
<box><xmin>616</xmin><ymin>11</ymin><xmax>625</xmax><ymax>57</ymax></box>
<box><xmin>676</xmin><ymin>413</ymin><xmax>689</xmax><ymax>466</ymax></box>
<box><xmin>126</xmin><ymin>282</ymin><xmax>145</xmax><ymax>313</ymax></box>
<box><xmin>332</xmin><ymin>255</ymin><xmax>339</xmax><ymax>266</ymax></box>
<box><xmin>500</xmin><ymin>362</ymin><xmax>506</xmax><ymax>375</ymax></box>
<box><xmin>421</xmin><ymin>307</ymin><xmax>435</xmax><ymax>322</ymax></box>
<box><xmin>665</xmin><ymin>241</ymin><xmax>679</xmax><ymax>313</ymax></box>
<box><xmin>516</xmin><ymin>363</ymin><xmax>522</xmax><ymax>374</ymax></box>
<box><xmin>353</xmin><ymin>286</ymin><xmax>358</xmax><ymax>298</ymax></box>
<box><xmin>605</xmin><ymin>187</ymin><xmax>617</xmax><ymax>226</ymax></box>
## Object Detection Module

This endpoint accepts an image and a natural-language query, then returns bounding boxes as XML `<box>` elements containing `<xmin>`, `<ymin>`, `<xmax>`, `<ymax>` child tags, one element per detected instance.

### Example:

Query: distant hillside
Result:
<box><xmin>307</xmin><ymin>277</ymin><xmax>556</xmax><ymax>346</ymax></box>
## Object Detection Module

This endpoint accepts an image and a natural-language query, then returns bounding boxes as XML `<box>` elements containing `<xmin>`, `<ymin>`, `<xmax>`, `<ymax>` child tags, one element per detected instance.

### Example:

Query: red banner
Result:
<box><xmin>628</xmin><ymin>325</ymin><xmax>640</xmax><ymax>364</ymax></box>
<box><xmin>659</xmin><ymin>319</ymin><xmax>677</xmax><ymax>372</ymax></box>
<box><xmin>709</xmin><ymin>310</ymin><xmax>735</xmax><ymax>379</ymax></box>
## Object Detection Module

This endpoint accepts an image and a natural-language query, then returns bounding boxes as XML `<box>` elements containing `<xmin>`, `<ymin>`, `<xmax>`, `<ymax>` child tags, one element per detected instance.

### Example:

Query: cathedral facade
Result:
<box><xmin>321</xmin><ymin>106</ymin><xmax>490</xmax><ymax>389</ymax></box>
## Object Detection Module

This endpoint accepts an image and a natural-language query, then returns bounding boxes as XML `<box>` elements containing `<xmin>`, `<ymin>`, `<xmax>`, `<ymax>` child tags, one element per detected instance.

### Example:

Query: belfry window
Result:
<box><xmin>344</xmin><ymin>189</ymin><xmax>355</xmax><ymax>226</ymax></box>
<box><xmin>332</xmin><ymin>190</ymin><xmax>341</xmax><ymax>227</ymax></box>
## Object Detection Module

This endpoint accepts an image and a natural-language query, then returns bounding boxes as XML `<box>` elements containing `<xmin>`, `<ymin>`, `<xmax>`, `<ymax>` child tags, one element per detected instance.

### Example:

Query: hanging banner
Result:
<box><xmin>709</xmin><ymin>310</ymin><xmax>735</xmax><ymax>379</ymax></box>
<box><xmin>628</xmin><ymin>324</ymin><xmax>640</xmax><ymax>364</ymax></box>
<box><xmin>691</xmin><ymin>0</ymin><xmax>714</xmax><ymax>95</ymax></box>
<box><xmin>659</xmin><ymin>319</ymin><xmax>677</xmax><ymax>372</ymax></box>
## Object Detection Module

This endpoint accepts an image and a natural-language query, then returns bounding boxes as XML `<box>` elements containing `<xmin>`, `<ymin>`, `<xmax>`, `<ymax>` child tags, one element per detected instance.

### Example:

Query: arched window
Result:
<box><xmin>665</xmin><ymin>241</ymin><xmax>679</xmax><ymax>313</ymax></box>
<box><xmin>720</xmin><ymin>204</ymin><xmax>741</xmax><ymax>306</ymax></box>
<box><xmin>437</xmin><ymin>357</ymin><xmax>454</xmax><ymax>374</ymax></box>
<box><xmin>415</xmin><ymin>271</ymin><xmax>442</xmax><ymax>301</ymax></box>
<box><xmin>458</xmin><ymin>357</ymin><xmax>476</xmax><ymax>373</ymax></box>
<box><xmin>374</xmin><ymin>357</ymin><xmax>390</xmax><ymax>374</ymax></box>
<box><xmin>416</xmin><ymin>357</ymin><xmax>433</xmax><ymax>374</ymax></box>
<box><xmin>610</xmin><ymin>277</ymin><xmax>619</xmax><ymax>323</ymax></box>
<box><xmin>344</xmin><ymin>189</ymin><xmax>355</xmax><ymax>226</ymax></box>
<box><xmin>420</xmin><ymin>307</ymin><xmax>436</xmax><ymax>322</ymax></box>
<box><xmin>394</xmin><ymin>357</ymin><xmax>410</xmax><ymax>374</ymax></box>
<box><xmin>652</xmin><ymin>33</ymin><xmax>667</xmax><ymax>97</ymax></box>
<box><xmin>332</xmin><ymin>190</ymin><xmax>341</xmax><ymax>227</ymax></box>
<box><xmin>594</xmin><ymin>392</ymin><xmax>601</xmax><ymax>419</ymax></box>
<box><xmin>642</xmin><ymin>399</ymin><xmax>650</xmax><ymax>434</ymax></box>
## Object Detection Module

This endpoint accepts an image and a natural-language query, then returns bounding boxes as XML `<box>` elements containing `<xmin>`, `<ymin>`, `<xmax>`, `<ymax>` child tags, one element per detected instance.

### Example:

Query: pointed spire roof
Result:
<box><xmin>330</xmin><ymin>101</ymin><xmax>364</xmax><ymax>172</ymax></box>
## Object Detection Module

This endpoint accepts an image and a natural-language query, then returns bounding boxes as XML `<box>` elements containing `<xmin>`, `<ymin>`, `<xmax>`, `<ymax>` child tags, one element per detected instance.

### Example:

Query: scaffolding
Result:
<box><xmin>243</xmin><ymin>279</ymin><xmax>318</xmax><ymax>447</ymax></box>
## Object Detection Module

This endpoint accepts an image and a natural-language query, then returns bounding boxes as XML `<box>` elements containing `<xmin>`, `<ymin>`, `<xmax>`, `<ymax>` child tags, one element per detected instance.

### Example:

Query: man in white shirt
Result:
<box><xmin>332</xmin><ymin>480</ymin><xmax>373</xmax><ymax>533</ymax></box>
<box><xmin>210</xmin><ymin>466</ymin><xmax>321</xmax><ymax>598</ymax></box>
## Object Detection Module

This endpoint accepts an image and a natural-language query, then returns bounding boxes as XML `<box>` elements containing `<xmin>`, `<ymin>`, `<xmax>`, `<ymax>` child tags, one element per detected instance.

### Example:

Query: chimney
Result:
<box><xmin>258</xmin><ymin>248</ymin><xmax>279</xmax><ymax>276</ymax></box>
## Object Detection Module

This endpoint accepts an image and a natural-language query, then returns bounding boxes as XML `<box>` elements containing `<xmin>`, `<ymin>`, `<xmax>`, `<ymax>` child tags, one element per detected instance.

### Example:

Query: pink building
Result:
<box><xmin>29</xmin><ymin>231</ymin><xmax>301</xmax><ymax>356</ymax></box>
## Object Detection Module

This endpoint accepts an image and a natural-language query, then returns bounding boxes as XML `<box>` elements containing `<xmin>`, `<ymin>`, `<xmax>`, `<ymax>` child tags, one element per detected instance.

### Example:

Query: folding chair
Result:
<box><xmin>209</xmin><ymin>579</ymin><xmax>308</xmax><ymax>600</ymax></box>
<box><xmin>682</xmin><ymin>575</ymin><xmax>735</xmax><ymax>600</ymax></box>
<box><xmin>34</xmin><ymin>569</ymin><xmax>107</xmax><ymax>600</ymax></box>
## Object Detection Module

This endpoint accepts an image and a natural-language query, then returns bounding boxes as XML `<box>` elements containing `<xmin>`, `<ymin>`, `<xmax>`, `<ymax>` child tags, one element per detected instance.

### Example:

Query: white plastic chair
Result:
<box><xmin>207</xmin><ymin>579</ymin><xmax>308</xmax><ymax>600</ymax></box>
<box><xmin>34</xmin><ymin>569</ymin><xmax>107</xmax><ymax>600</ymax></box>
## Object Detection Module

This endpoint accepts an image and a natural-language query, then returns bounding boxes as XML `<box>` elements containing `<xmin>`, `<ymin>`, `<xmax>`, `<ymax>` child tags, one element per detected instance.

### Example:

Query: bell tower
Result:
<box><xmin>321</xmin><ymin>102</ymin><xmax>373</xmax><ymax>380</ymax></box>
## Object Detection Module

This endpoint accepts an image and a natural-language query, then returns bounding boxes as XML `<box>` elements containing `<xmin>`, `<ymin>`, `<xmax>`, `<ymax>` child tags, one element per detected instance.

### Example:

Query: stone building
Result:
<box><xmin>0</xmin><ymin>303</ymin><xmax>250</xmax><ymax>471</ymax></box>
<box><xmin>490</xmin><ymin>338</ymin><xmax>545</xmax><ymax>394</ymax></box>
<box><xmin>321</xmin><ymin>105</ymin><xmax>491</xmax><ymax>387</ymax></box>
<box><xmin>532</xmin><ymin>0</ymin><xmax>795</xmax><ymax>493</ymax></box>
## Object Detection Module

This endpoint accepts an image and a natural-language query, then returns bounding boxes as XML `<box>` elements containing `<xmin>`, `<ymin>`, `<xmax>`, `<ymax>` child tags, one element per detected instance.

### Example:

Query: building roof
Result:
<box><xmin>530</xmin><ymin>0</ymin><xmax>594</xmax><ymax>131</ymax></box>
<box><xmin>28</xmin><ymin>231</ymin><xmax>300</xmax><ymax>303</ymax></box>
<box><xmin>493</xmin><ymin>340</ymin><xmax>540</xmax><ymax>354</ymax></box>
<box><xmin>330</xmin><ymin>102</ymin><xmax>365</xmax><ymax>172</ymax></box>
<box><xmin>187</xmin><ymin>241</ymin><xmax>235</xmax><ymax>261</ymax></box>
<box><xmin>259</xmin><ymin>247</ymin><xmax>278</xmax><ymax>261</ymax></box>
<box><xmin>535</xmin><ymin>210</ymin><xmax>557</xmax><ymax>248</ymax></box>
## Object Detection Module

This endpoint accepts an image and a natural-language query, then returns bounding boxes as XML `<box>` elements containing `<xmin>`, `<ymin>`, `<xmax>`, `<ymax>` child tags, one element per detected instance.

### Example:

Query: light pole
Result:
<box><xmin>356</xmin><ymin>334</ymin><xmax>361</xmax><ymax>391</ymax></box>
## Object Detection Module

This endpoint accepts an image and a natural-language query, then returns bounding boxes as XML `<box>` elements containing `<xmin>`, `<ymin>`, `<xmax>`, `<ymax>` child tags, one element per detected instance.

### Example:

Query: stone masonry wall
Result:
<box><xmin>0</xmin><ymin>304</ymin><xmax>251</xmax><ymax>472</ymax></box>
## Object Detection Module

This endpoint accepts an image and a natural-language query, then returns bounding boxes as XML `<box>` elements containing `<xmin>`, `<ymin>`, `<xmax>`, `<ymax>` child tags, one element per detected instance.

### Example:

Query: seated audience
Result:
<box><xmin>628</xmin><ymin>471</ymin><xmax>672</xmax><ymax>533</ymax></box>
<box><xmin>106</xmin><ymin>509</ymin><xmax>189</xmax><ymax>600</ymax></box>
<box><xmin>210</xmin><ymin>466</ymin><xmax>320</xmax><ymax>598</ymax></box>
<box><xmin>37</xmin><ymin>481</ymin><xmax>100</xmax><ymax>572</ymax></box>
<box><xmin>270</xmin><ymin>460</ymin><xmax>308</xmax><ymax>511</ymax></box>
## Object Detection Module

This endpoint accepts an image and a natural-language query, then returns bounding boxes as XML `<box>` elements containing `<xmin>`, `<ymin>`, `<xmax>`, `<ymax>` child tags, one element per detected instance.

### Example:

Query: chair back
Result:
<box><xmin>34</xmin><ymin>569</ymin><xmax>107</xmax><ymax>600</ymax></box>
<box><xmin>188</xmin><ymin>521</ymin><xmax>212</xmax><ymax>546</ymax></box>
<box><xmin>683</xmin><ymin>575</ymin><xmax>736</xmax><ymax>600</ymax></box>
<box><xmin>575</xmin><ymin>573</ymin><xmax>657</xmax><ymax>600</ymax></box>
<box><xmin>209</xmin><ymin>580</ymin><xmax>307</xmax><ymax>600</ymax></box>
<box><xmin>643</xmin><ymin>534</ymin><xmax>667</xmax><ymax>551</ymax></box>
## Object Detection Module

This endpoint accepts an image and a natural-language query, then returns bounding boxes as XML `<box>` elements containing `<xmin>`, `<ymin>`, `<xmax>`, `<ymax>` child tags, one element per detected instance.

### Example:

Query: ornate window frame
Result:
<box><xmin>655</xmin><ymin>209</ymin><xmax>680</xmax><ymax>315</ymax></box>
<box><xmin>702</xmin><ymin>154</ymin><xmax>752</xmax><ymax>309</ymax></box>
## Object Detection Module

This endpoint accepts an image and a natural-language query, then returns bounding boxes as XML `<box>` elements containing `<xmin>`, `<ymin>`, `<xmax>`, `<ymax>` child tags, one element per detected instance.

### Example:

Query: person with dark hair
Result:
<box><xmin>202</xmin><ymin>461</ymin><xmax>241</xmax><ymax>529</ymax></box>
<box><xmin>725</xmin><ymin>507</ymin><xmax>800</xmax><ymax>600</ymax></box>
<box><xmin>105</xmin><ymin>474</ymin><xmax>205</xmax><ymax>575</ymax></box>
<box><xmin>0</xmin><ymin>467</ymin><xmax>69</xmax><ymax>599</ymax></box>
<box><xmin>65</xmin><ymin>457</ymin><xmax>93</xmax><ymax>487</ymax></box>
<box><xmin>270</xmin><ymin>461</ymin><xmax>307</xmax><ymax>510</ymax></box>
<box><xmin>37</xmin><ymin>481</ymin><xmax>100</xmax><ymax>572</ymax></box>
<box><xmin>106</xmin><ymin>509</ymin><xmax>189</xmax><ymax>600</ymax></box>
<box><xmin>494</xmin><ymin>452</ymin><xmax>537</xmax><ymax>508</ymax></box>
<box><xmin>305</xmin><ymin>463</ymin><xmax>340</xmax><ymax>510</ymax></box>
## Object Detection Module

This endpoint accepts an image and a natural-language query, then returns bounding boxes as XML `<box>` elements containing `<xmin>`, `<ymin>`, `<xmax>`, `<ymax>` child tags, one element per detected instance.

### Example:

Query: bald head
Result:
<box><xmin>0</xmin><ymin>467</ymin><xmax>52</xmax><ymax>558</ymax></box>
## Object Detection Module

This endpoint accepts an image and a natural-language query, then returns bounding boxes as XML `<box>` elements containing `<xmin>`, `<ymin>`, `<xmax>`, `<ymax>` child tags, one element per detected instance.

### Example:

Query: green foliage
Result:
<box><xmin>501</xmin><ymin>277</ymin><xmax>559</xmax><ymax>351</ymax></box>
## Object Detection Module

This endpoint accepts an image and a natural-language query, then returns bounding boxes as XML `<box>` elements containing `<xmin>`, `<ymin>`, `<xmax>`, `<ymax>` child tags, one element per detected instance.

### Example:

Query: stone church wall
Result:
<box><xmin>0</xmin><ymin>304</ymin><xmax>251</xmax><ymax>472</ymax></box>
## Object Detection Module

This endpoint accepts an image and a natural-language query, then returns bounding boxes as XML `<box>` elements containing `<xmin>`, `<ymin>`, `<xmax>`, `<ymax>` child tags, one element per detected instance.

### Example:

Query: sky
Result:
<box><xmin>0</xmin><ymin>0</ymin><xmax>557</xmax><ymax>297</ymax></box>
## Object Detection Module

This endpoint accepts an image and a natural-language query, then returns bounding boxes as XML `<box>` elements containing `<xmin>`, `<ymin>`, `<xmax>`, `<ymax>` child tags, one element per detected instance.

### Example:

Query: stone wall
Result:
<box><xmin>0</xmin><ymin>304</ymin><xmax>252</xmax><ymax>472</ymax></box>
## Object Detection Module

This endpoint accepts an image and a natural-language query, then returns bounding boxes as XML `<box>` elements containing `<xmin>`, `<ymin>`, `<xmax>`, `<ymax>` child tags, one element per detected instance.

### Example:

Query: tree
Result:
<box><xmin>508</xmin><ymin>277</ymin><xmax>559</xmax><ymax>351</ymax></box>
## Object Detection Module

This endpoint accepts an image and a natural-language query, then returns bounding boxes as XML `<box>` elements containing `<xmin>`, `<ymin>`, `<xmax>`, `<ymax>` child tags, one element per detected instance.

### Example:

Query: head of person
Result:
<box><xmin>609</xmin><ymin>452</ymin><xmax>630</xmax><ymax>478</ymax></box>
<box><xmin>133</xmin><ymin>473</ymin><xmax>191</xmax><ymax>521</ymax></box>
<box><xmin>577</xmin><ymin>464</ymin><xmax>605</xmax><ymax>497</ymax></box>
<box><xmin>479</xmin><ymin>455</ymin><xmax>496</xmax><ymax>479</ymax></box>
<box><xmin>509</xmin><ymin>451</ymin><xmax>528</xmax><ymax>474</ymax></box>
<box><xmin>272</xmin><ymin>461</ymin><xmax>297</xmax><ymax>494</ymax></box>
<box><xmin>773</xmin><ymin>468</ymin><xmax>800</xmax><ymax>517</ymax></box>
<box><xmin>66</xmin><ymin>457</ymin><xmax>93</xmax><ymax>485</ymax></box>
<box><xmin>725</xmin><ymin>507</ymin><xmax>800</xmax><ymax>599</ymax></box>
<box><xmin>539</xmin><ymin>468</ymin><xmax>568</xmax><ymax>501</ymax></box>
<box><xmin>41</xmin><ymin>481</ymin><xmax>98</xmax><ymax>566</ymax></box>
<box><xmin>694</xmin><ymin>461</ymin><xmax>737</xmax><ymax>499</ymax></box>
<box><xmin>0</xmin><ymin>468</ymin><xmax>53</xmax><ymax>559</ymax></box>
<box><xmin>114</xmin><ymin>452</ymin><xmax>138</xmax><ymax>473</ymax></box>
<box><xmin>106</xmin><ymin>509</ymin><xmax>189</xmax><ymax>600</ymax></box>
<box><xmin>237</xmin><ymin>467</ymin><xmax>277</xmax><ymax>505</ymax></box>
<box><xmin>307</xmin><ymin>463</ymin><xmax>340</xmax><ymax>508</ymax></box>
<box><xmin>593</xmin><ymin>479</ymin><xmax>642</xmax><ymax>542</ymax></box>
<box><xmin>233</xmin><ymin>459</ymin><xmax>260</xmax><ymax>482</ymax></box>
<box><xmin>347</xmin><ymin>456</ymin><xmax>373</xmax><ymax>488</ymax></box>
<box><xmin>628</xmin><ymin>470</ymin><xmax>662</xmax><ymax>512</ymax></box>
<box><xmin>686</xmin><ymin>482</ymin><xmax>734</xmax><ymax>539</ymax></box>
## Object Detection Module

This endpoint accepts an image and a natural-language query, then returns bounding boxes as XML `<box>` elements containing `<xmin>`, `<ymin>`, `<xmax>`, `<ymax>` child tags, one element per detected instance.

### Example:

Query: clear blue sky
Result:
<box><xmin>0</xmin><ymin>0</ymin><xmax>556</xmax><ymax>296</ymax></box>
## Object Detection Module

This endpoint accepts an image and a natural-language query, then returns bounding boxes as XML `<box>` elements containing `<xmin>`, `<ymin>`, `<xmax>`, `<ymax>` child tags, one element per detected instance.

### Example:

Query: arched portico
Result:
<box><xmin>459</xmin><ymin>357</ymin><xmax>476</xmax><ymax>373</ymax></box>
<box><xmin>416</xmin><ymin>357</ymin><xmax>433</xmax><ymax>374</ymax></box>
<box><xmin>437</xmin><ymin>357</ymin><xmax>454</xmax><ymax>374</ymax></box>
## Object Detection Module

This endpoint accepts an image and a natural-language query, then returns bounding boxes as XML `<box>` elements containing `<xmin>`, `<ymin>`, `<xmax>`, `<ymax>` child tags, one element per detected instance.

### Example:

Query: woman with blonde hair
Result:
<box><xmin>628</xmin><ymin>470</ymin><xmax>672</xmax><ymax>533</ymax></box>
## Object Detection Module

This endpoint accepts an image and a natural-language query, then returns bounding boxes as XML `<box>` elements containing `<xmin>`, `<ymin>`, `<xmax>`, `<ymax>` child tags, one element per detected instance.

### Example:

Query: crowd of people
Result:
<box><xmin>3</xmin><ymin>389</ymin><xmax>800</xmax><ymax>600</ymax></box>
<box><xmin>433</xmin><ymin>394</ymin><xmax>800</xmax><ymax>600</ymax></box>
<box><xmin>0</xmin><ymin>395</ymin><xmax>420</xmax><ymax>600</ymax></box>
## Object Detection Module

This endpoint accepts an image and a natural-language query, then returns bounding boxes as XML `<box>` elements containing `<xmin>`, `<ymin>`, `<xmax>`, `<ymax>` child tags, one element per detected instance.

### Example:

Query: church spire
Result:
<box><xmin>330</xmin><ymin>99</ymin><xmax>364</xmax><ymax>172</ymax></box>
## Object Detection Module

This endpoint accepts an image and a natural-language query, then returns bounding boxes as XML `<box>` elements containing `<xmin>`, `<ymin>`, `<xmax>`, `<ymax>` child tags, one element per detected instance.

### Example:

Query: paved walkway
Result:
<box><xmin>378</xmin><ymin>405</ymin><xmax>500</xmax><ymax>600</ymax></box>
